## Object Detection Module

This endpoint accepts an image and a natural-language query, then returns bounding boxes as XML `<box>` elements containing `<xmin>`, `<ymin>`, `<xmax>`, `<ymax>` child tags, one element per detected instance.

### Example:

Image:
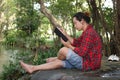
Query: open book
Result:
<box><xmin>54</xmin><ymin>27</ymin><xmax>68</xmax><ymax>42</ymax></box>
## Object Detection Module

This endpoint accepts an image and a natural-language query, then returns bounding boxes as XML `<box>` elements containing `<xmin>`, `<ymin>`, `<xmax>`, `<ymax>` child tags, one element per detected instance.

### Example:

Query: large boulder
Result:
<box><xmin>30</xmin><ymin>57</ymin><xmax>120</xmax><ymax>80</ymax></box>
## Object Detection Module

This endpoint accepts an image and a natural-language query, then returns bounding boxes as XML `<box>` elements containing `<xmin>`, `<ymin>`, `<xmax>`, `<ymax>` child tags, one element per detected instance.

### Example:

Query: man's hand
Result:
<box><xmin>58</xmin><ymin>27</ymin><xmax>74</xmax><ymax>44</ymax></box>
<box><xmin>61</xmin><ymin>38</ymin><xmax>75</xmax><ymax>50</ymax></box>
<box><xmin>58</xmin><ymin>27</ymin><xmax>67</xmax><ymax>36</ymax></box>
<box><xmin>61</xmin><ymin>38</ymin><xmax>70</xmax><ymax>47</ymax></box>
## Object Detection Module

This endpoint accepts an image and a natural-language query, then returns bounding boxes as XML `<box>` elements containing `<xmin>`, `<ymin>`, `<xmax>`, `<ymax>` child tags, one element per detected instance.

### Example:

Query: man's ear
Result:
<box><xmin>81</xmin><ymin>19</ymin><xmax>84</xmax><ymax>25</ymax></box>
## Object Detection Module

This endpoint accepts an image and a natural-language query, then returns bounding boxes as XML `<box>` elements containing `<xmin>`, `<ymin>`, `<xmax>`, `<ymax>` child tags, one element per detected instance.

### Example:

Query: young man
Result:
<box><xmin>20</xmin><ymin>12</ymin><xmax>102</xmax><ymax>73</ymax></box>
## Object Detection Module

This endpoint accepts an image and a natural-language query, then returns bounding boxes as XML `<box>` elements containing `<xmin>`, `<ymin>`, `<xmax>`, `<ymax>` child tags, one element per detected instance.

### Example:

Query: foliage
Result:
<box><xmin>103</xmin><ymin>7</ymin><xmax>114</xmax><ymax>29</ymax></box>
<box><xmin>15</xmin><ymin>0</ymin><xmax>41</xmax><ymax>36</ymax></box>
<box><xmin>50</xmin><ymin>0</ymin><xmax>75</xmax><ymax>16</ymax></box>
<box><xmin>0</xmin><ymin>0</ymin><xmax>16</xmax><ymax>38</ymax></box>
<box><xmin>3</xmin><ymin>30</ymin><xmax>27</xmax><ymax>45</ymax></box>
<box><xmin>0</xmin><ymin>46</ymin><xmax>60</xmax><ymax>80</ymax></box>
<box><xmin>0</xmin><ymin>49</ymin><xmax>32</xmax><ymax>80</ymax></box>
<box><xmin>4</xmin><ymin>30</ymin><xmax>18</xmax><ymax>45</ymax></box>
<box><xmin>0</xmin><ymin>61</ymin><xmax>24</xmax><ymax>80</ymax></box>
<box><xmin>33</xmin><ymin>46</ymin><xmax>59</xmax><ymax>65</ymax></box>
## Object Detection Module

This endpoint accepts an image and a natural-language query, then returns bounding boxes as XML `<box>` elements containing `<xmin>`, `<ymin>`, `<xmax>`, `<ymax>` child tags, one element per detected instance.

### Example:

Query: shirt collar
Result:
<box><xmin>83</xmin><ymin>24</ymin><xmax>93</xmax><ymax>33</ymax></box>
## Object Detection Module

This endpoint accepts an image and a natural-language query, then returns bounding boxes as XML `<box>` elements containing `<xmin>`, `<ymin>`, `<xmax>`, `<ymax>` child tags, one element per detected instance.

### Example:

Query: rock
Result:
<box><xmin>48</xmin><ymin>73</ymin><xmax>74</xmax><ymax>80</ymax></box>
<box><xmin>30</xmin><ymin>70</ymin><xmax>74</xmax><ymax>80</ymax></box>
<box><xmin>30</xmin><ymin>57</ymin><xmax>120</xmax><ymax>80</ymax></box>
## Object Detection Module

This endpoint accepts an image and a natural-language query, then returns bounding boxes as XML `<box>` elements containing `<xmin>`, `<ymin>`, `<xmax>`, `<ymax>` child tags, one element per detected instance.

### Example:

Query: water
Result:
<box><xmin>0</xmin><ymin>46</ymin><xmax>11</xmax><ymax>74</ymax></box>
<box><xmin>0</xmin><ymin>46</ymin><xmax>19</xmax><ymax>74</ymax></box>
<box><xmin>101</xmin><ymin>69</ymin><xmax>120</xmax><ymax>78</ymax></box>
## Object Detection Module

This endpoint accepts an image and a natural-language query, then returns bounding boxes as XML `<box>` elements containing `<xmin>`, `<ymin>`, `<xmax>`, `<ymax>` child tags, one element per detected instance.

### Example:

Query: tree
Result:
<box><xmin>87</xmin><ymin>0</ymin><xmax>120</xmax><ymax>56</ymax></box>
<box><xmin>49</xmin><ymin>0</ymin><xmax>75</xmax><ymax>36</ymax></box>
<box><xmin>113</xmin><ymin>0</ymin><xmax>120</xmax><ymax>55</ymax></box>
<box><xmin>15</xmin><ymin>0</ymin><xmax>41</xmax><ymax>36</ymax></box>
<box><xmin>38</xmin><ymin>0</ymin><xmax>62</xmax><ymax>29</ymax></box>
<box><xmin>0</xmin><ymin>0</ymin><xmax>16</xmax><ymax>40</ymax></box>
<box><xmin>0</xmin><ymin>0</ymin><xmax>4</xmax><ymax>40</ymax></box>
<box><xmin>39</xmin><ymin>0</ymin><xmax>120</xmax><ymax>56</ymax></box>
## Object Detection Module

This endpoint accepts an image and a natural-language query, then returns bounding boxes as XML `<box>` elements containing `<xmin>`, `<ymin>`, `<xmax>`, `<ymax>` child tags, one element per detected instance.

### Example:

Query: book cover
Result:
<box><xmin>54</xmin><ymin>27</ymin><xmax>68</xmax><ymax>42</ymax></box>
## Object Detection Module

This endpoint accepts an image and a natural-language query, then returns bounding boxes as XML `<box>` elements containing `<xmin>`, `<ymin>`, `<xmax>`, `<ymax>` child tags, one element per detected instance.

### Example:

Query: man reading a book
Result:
<box><xmin>20</xmin><ymin>12</ymin><xmax>102</xmax><ymax>73</ymax></box>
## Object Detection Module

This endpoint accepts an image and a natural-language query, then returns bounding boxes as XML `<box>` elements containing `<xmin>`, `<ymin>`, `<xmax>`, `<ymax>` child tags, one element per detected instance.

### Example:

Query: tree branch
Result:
<box><xmin>39</xmin><ymin>0</ymin><xmax>61</xmax><ymax>28</ymax></box>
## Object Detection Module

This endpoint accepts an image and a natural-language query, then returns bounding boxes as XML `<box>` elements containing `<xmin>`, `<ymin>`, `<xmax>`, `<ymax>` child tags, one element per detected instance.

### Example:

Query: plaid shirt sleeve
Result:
<box><xmin>73</xmin><ymin>31</ymin><xmax>93</xmax><ymax>57</ymax></box>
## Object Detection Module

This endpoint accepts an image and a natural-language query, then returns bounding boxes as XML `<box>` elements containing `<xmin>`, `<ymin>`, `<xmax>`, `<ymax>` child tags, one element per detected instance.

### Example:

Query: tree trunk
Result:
<box><xmin>87</xmin><ymin>0</ymin><xmax>101</xmax><ymax>31</ymax></box>
<box><xmin>39</xmin><ymin>0</ymin><xmax>62</xmax><ymax>28</ymax></box>
<box><xmin>0</xmin><ymin>0</ymin><xmax>4</xmax><ymax>41</ymax></box>
<box><xmin>114</xmin><ymin>0</ymin><xmax>120</xmax><ymax>55</ymax></box>
<box><xmin>39</xmin><ymin>0</ymin><xmax>63</xmax><ymax>47</ymax></box>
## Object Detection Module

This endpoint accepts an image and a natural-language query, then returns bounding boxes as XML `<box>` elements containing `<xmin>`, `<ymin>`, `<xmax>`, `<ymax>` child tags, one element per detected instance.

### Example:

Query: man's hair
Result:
<box><xmin>73</xmin><ymin>12</ymin><xmax>91</xmax><ymax>23</ymax></box>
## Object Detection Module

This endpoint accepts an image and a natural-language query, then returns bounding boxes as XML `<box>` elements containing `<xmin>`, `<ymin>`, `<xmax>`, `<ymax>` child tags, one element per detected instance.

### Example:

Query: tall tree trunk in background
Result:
<box><xmin>114</xmin><ymin>0</ymin><xmax>120</xmax><ymax>55</ymax></box>
<box><xmin>98</xmin><ymin>1</ymin><xmax>112</xmax><ymax>56</ymax></box>
<box><xmin>86</xmin><ymin>0</ymin><xmax>101</xmax><ymax>31</ymax></box>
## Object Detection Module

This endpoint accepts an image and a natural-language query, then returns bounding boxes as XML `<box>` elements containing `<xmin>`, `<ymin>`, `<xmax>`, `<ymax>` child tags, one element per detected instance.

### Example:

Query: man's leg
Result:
<box><xmin>46</xmin><ymin>47</ymin><xmax>69</xmax><ymax>62</ymax></box>
<box><xmin>20</xmin><ymin>59</ymin><xmax>63</xmax><ymax>73</ymax></box>
<box><xmin>20</xmin><ymin>47</ymin><xmax>69</xmax><ymax>73</ymax></box>
<box><xmin>46</xmin><ymin>57</ymin><xmax>57</xmax><ymax>63</ymax></box>
<box><xmin>57</xmin><ymin>47</ymin><xmax>69</xmax><ymax>60</ymax></box>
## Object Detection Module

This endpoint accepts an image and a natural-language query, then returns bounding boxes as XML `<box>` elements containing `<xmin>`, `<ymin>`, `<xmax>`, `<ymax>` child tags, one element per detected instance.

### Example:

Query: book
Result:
<box><xmin>54</xmin><ymin>27</ymin><xmax>68</xmax><ymax>42</ymax></box>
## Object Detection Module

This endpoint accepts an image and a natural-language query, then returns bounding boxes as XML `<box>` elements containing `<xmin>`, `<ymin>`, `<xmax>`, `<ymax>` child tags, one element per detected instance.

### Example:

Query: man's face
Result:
<box><xmin>73</xmin><ymin>17</ymin><xmax>83</xmax><ymax>31</ymax></box>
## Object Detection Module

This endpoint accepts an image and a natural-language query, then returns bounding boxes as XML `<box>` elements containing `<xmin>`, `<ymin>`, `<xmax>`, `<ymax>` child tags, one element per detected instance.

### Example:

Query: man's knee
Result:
<box><xmin>59</xmin><ymin>47</ymin><xmax>69</xmax><ymax>54</ymax></box>
<box><xmin>58</xmin><ymin>47</ymin><xmax>69</xmax><ymax>57</ymax></box>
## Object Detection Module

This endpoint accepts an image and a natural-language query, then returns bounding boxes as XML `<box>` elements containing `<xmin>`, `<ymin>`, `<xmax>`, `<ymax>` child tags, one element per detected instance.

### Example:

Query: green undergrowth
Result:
<box><xmin>0</xmin><ymin>46</ymin><xmax>60</xmax><ymax>80</ymax></box>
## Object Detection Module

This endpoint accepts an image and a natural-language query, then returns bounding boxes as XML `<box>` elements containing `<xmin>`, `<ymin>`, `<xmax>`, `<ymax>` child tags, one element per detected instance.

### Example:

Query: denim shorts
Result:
<box><xmin>62</xmin><ymin>49</ymin><xmax>83</xmax><ymax>70</ymax></box>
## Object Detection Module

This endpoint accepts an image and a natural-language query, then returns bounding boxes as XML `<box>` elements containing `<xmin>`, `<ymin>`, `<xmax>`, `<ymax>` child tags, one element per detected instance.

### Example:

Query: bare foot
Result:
<box><xmin>20</xmin><ymin>61</ymin><xmax>34</xmax><ymax>73</ymax></box>
<box><xmin>46</xmin><ymin>57</ymin><xmax>57</xmax><ymax>63</ymax></box>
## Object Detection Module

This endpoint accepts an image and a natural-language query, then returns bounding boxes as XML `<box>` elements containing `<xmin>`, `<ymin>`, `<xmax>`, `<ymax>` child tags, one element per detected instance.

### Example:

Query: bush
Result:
<box><xmin>0</xmin><ymin>46</ymin><xmax>60</xmax><ymax>80</ymax></box>
<box><xmin>0</xmin><ymin>49</ymin><xmax>33</xmax><ymax>80</ymax></box>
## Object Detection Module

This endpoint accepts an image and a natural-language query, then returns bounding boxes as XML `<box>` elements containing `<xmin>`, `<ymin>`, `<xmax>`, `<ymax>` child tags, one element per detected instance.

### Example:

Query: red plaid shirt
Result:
<box><xmin>72</xmin><ymin>25</ymin><xmax>102</xmax><ymax>71</ymax></box>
